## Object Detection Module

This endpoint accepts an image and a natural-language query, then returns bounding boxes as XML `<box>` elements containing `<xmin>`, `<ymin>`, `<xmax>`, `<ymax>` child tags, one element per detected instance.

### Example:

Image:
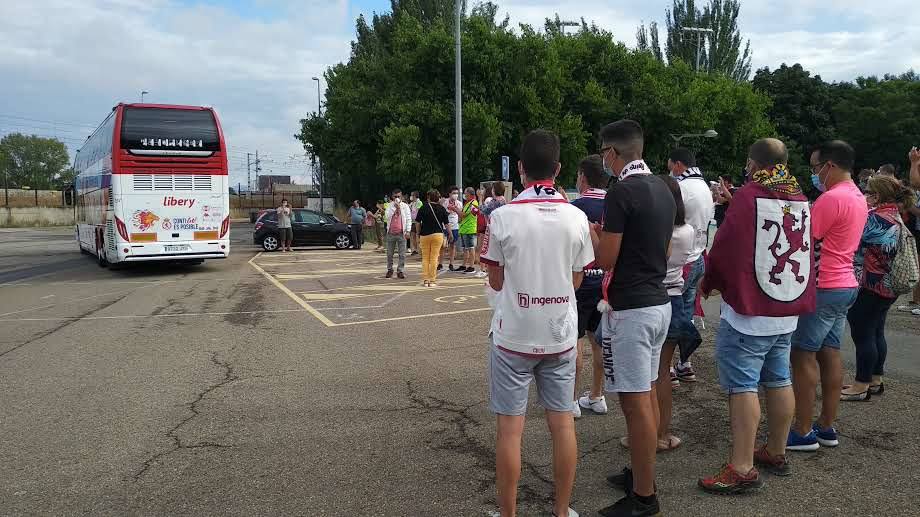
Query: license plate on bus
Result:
<box><xmin>165</xmin><ymin>244</ymin><xmax>190</xmax><ymax>252</ymax></box>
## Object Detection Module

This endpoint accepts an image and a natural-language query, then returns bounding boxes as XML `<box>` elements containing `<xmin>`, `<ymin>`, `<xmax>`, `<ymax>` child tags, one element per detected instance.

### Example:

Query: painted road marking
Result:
<box><xmin>248</xmin><ymin>252</ymin><xmax>336</xmax><ymax>327</ymax></box>
<box><xmin>434</xmin><ymin>294</ymin><xmax>485</xmax><ymax>304</ymax></box>
<box><xmin>332</xmin><ymin>307</ymin><xmax>492</xmax><ymax>327</ymax></box>
<box><xmin>0</xmin><ymin>309</ymin><xmax>306</xmax><ymax>323</ymax></box>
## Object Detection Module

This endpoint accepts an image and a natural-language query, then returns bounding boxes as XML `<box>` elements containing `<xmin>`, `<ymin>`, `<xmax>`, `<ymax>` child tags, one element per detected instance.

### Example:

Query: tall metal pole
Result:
<box><xmin>313</xmin><ymin>77</ymin><xmax>324</xmax><ymax>213</ymax></box>
<box><xmin>246</xmin><ymin>153</ymin><xmax>252</xmax><ymax>191</ymax></box>
<box><xmin>454</xmin><ymin>0</ymin><xmax>463</xmax><ymax>190</ymax></box>
<box><xmin>695</xmin><ymin>32</ymin><xmax>701</xmax><ymax>71</ymax></box>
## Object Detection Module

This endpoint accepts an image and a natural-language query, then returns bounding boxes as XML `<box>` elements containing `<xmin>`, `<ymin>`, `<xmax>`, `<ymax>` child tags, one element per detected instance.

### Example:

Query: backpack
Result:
<box><xmin>890</xmin><ymin>215</ymin><xmax>920</xmax><ymax>295</ymax></box>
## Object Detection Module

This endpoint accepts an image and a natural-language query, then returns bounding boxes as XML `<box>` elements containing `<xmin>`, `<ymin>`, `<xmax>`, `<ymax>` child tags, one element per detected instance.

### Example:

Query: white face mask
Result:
<box><xmin>451</xmin><ymin>193</ymin><xmax>459</xmax><ymax>200</ymax></box>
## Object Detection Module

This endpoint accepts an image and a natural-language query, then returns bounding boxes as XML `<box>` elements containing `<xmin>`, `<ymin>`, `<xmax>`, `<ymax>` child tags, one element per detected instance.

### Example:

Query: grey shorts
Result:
<box><xmin>600</xmin><ymin>302</ymin><xmax>671</xmax><ymax>393</ymax></box>
<box><xmin>459</xmin><ymin>233</ymin><xmax>477</xmax><ymax>250</ymax></box>
<box><xmin>488</xmin><ymin>338</ymin><xmax>577</xmax><ymax>416</ymax></box>
<box><xmin>278</xmin><ymin>227</ymin><xmax>293</xmax><ymax>242</ymax></box>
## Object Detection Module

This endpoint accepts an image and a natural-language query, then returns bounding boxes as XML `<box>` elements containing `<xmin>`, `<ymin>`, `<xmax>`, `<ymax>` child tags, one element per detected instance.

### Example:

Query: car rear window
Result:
<box><xmin>259</xmin><ymin>212</ymin><xmax>277</xmax><ymax>223</ymax></box>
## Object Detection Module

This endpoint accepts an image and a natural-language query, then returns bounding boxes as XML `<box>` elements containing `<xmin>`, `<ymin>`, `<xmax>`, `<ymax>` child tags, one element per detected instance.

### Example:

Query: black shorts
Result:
<box><xmin>576</xmin><ymin>289</ymin><xmax>603</xmax><ymax>339</ymax></box>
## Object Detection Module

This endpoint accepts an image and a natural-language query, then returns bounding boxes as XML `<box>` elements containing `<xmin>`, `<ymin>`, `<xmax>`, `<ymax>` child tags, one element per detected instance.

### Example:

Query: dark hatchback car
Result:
<box><xmin>254</xmin><ymin>209</ymin><xmax>359</xmax><ymax>251</ymax></box>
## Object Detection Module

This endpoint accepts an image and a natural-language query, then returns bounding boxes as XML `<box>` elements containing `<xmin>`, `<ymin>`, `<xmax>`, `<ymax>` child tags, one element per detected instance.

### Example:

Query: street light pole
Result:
<box><xmin>312</xmin><ymin>76</ymin><xmax>324</xmax><ymax>213</ymax></box>
<box><xmin>140</xmin><ymin>90</ymin><xmax>149</xmax><ymax>103</ymax></box>
<box><xmin>681</xmin><ymin>27</ymin><xmax>713</xmax><ymax>71</ymax></box>
<box><xmin>454</xmin><ymin>0</ymin><xmax>463</xmax><ymax>190</ymax></box>
<box><xmin>670</xmin><ymin>129</ymin><xmax>719</xmax><ymax>147</ymax></box>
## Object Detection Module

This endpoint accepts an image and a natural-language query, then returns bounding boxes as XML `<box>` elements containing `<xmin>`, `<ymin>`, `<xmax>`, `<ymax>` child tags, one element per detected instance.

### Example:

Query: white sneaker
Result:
<box><xmin>475</xmin><ymin>271</ymin><xmax>488</xmax><ymax>278</ymax></box>
<box><xmin>897</xmin><ymin>304</ymin><xmax>919</xmax><ymax>312</ymax></box>
<box><xmin>577</xmin><ymin>394</ymin><xmax>608</xmax><ymax>414</ymax></box>
<box><xmin>572</xmin><ymin>400</ymin><xmax>582</xmax><ymax>419</ymax></box>
<box><xmin>553</xmin><ymin>507</ymin><xmax>579</xmax><ymax>517</ymax></box>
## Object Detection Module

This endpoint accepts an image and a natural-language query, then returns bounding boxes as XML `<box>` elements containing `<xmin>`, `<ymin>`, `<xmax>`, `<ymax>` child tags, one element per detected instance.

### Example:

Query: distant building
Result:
<box><xmin>273</xmin><ymin>183</ymin><xmax>309</xmax><ymax>193</ymax></box>
<box><xmin>258</xmin><ymin>175</ymin><xmax>291</xmax><ymax>191</ymax></box>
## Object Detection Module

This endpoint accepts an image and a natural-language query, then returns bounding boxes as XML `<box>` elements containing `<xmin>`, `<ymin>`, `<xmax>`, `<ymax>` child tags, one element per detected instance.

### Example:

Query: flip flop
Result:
<box><xmin>658</xmin><ymin>435</ymin><xmax>682</xmax><ymax>451</ymax></box>
<box><xmin>840</xmin><ymin>390</ymin><xmax>871</xmax><ymax>402</ymax></box>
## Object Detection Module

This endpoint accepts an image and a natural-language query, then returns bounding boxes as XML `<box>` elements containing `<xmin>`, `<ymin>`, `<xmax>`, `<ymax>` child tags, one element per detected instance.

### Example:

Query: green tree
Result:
<box><xmin>636</xmin><ymin>0</ymin><xmax>752</xmax><ymax>80</ymax></box>
<box><xmin>299</xmin><ymin>0</ymin><xmax>774</xmax><ymax>203</ymax></box>
<box><xmin>0</xmin><ymin>133</ymin><xmax>70</xmax><ymax>190</ymax></box>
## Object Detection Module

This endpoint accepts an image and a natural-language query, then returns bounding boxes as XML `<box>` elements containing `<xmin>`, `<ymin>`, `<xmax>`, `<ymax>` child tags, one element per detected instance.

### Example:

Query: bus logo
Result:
<box><xmin>132</xmin><ymin>210</ymin><xmax>160</xmax><ymax>231</ymax></box>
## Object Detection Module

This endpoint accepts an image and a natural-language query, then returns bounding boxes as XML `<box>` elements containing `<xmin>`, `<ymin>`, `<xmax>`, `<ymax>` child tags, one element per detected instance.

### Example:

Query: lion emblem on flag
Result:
<box><xmin>755</xmin><ymin>198</ymin><xmax>811</xmax><ymax>302</ymax></box>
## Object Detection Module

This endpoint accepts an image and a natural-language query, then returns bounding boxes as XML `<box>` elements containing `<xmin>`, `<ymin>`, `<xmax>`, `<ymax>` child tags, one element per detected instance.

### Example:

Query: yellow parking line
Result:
<box><xmin>332</xmin><ymin>307</ymin><xmax>492</xmax><ymax>326</ymax></box>
<box><xmin>299</xmin><ymin>278</ymin><xmax>483</xmax><ymax>294</ymax></box>
<box><xmin>301</xmin><ymin>284</ymin><xmax>481</xmax><ymax>302</ymax></box>
<box><xmin>248</xmin><ymin>252</ymin><xmax>337</xmax><ymax>327</ymax></box>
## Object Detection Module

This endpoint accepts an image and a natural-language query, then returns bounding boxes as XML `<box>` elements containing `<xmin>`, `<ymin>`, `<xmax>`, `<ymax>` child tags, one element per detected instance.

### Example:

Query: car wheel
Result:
<box><xmin>334</xmin><ymin>233</ymin><xmax>352</xmax><ymax>249</ymax></box>
<box><xmin>262</xmin><ymin>234</ymin><xmax>280</xmax><ymax>252</ymax></box>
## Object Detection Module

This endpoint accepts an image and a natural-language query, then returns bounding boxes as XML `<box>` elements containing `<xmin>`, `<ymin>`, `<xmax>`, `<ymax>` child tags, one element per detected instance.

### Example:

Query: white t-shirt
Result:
<box><xmin>721</xmin><ymin>301</ymin><xmax>799</xmax><ymax>337</ymax></box>
<box><xmin>481</xmin><ymin>186</ymin><xmax>594</xmax><ymax>355</ymax></box>
<box><xmin>665</xmin><ymin>224</ymin><xmax>695</xmax><ymax>296</ymax></box>
<box><xmin>442</xmin><ymin>198</ymin><xmax>461</xmax><ymax>230</ymax></box>
<box><xmin>679</xmin><ymin>178</ymin><xmax>715</xmax><ymax>262</ymax></box>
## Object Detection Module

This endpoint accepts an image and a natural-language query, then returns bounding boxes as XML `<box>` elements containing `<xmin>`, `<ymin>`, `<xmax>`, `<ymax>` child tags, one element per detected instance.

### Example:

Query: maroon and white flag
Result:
<box><xmin>702</xmin><ymin>173</ymin><xmax>816</xmax><ymax>317</ymax></box>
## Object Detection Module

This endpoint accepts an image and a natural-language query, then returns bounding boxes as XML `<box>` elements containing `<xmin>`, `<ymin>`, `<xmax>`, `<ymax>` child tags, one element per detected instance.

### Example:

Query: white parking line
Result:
<box><xmin>0</xmin><ymin>309</ymin><xmax>306</xmax><ymax>323</ymax></box>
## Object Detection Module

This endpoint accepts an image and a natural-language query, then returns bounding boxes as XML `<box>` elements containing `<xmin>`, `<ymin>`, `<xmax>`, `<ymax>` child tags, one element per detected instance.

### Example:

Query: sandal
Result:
<box><xmin>869</xmin><ymin>383</ymin><xmax>885</xmax><ymax>395</ymax></box>
<box><xmin>620</xmin><ymin>435</ymin><xmax>683</xmax><ymax>452</ymax></box>
<box><xmin>840</xmin><ymin>389</ymin><xmax>871</xmax><ymax>402</ymax></box>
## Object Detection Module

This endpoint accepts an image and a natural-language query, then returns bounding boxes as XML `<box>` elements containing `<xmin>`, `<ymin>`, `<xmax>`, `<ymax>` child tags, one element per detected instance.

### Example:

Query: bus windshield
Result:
<box><xmin>120</xmin><ymin>108</ymin><xmax>220</xmax><ymax>154</ymax></box>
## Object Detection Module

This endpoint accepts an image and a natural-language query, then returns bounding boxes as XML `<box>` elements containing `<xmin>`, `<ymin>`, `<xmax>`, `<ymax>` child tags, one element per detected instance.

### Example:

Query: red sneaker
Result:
<box><xmin>698</xmin><ymin>464</ymin><xmax>764</xmax><ymax>495</ymax></box>
<box><xmin>754</xmin><ymin>444</ymin><xmax>791</xmax><ymax>477</ymax></box>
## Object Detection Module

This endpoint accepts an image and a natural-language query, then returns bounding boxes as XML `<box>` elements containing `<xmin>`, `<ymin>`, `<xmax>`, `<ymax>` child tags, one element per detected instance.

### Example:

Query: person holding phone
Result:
<box><xmin>276</xmin><ymin>199</ymin><xmax>293</xmax><ymax>252</ymax></box>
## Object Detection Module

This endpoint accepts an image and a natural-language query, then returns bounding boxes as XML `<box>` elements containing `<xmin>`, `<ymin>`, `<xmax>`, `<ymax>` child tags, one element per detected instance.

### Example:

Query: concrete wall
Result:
<box><xmin>1</xmin><ymin>207</ymin><xmax>74</xmax><ymax>227</ymax></box>
<box><xmin>3</xmin><ymin>189</ymin><xmax>70</xmax><ymax>208</ymax></box>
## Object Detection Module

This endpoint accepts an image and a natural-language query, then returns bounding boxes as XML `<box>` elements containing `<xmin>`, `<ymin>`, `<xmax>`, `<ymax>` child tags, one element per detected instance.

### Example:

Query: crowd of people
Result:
<box><xmin>475</xmin><ymin>122</ymin><xmax>920</xmax><ymax>517</ymax></box>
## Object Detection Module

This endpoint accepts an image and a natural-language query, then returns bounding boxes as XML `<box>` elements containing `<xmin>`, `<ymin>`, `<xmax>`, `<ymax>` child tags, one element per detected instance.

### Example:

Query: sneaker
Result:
<box><xmin>813</xmin><ymin>423</ymin><xmax>839</xmax><ymax>447</ymax></box>
<box><xmin>897</xmin><ymin>303</ymin><xmax>919</xmax><ymax>312</ymax></box>
<box><xmin>552</xmin><ymin>507</ymin><xmax>579</xmax><ymax>517</ymax></box>
<box><xmin>572</xmin><ymin>401</ymin><xmax>582</xmax><ymax>419</ymax></box>
<box><xmin>465</xmin><ymin>267</ymin><xmax>475</xmax><ymax>273</ymax></box>
<box><xmin>429</xmin><ymin>281</ymin><xmax>438</xmax><ymax>287</ymax></box>
<box><xmin>437</xmin><ymin>264</ymin><xmax>444</xmax><ymax>271</ymax></box>
<box><xmin>754</xmin><ymin>444</ymin><xmax>792</xmax><ymax>476</ymax></box>
<box><xmin>669</xmin><ymin>368</ymin><xmax>679</xmax><ymax>388</ymax></box>
<box><xmin>675</xmin><ymin>362</ymin><xmax>697</xmax><ymax>382</ymax></box>
<box><xmin>578</xmin><ymin>393</ymin><xmax>608</xmax><ymax>414</ymax></box>
<box><xmin>448</xmin><ymin>264</ymin><xmax>459</xmax><ymax>271</ymax></box>
<box><xmin>397</xmin><ymin>271</ymin><xmax>406</xmax><ymax>279</ymax></box>
<box><xmin>385</xmin><ymin>270</ymin><xmax>393</xmax><ymax>279</ymax></box>
<box><xmin>598</xmin><ymin>493</ymin><xmax>660</xmax><ymax>517</ymax></box>
<box><xmin>698</xmin><ymin>464</ymin><xmax>764</xmax><ymax>495</ymax></box>
<box><xmin>475</xmin><ymin>271</ymin><xmax>488</xmax><ymax>278</ymax></box>
<box><xmin>606</xmin><ymin>467</ymin><xmax>633</xmax><ymax>493</ymax></box>
<box><xmin>786</xmin><ymin>428</ymin><xmax>820</xmax><ymax>451</ymax></box>
<box><xmin>912</xmin><ymin>308</ymin><xmax>920</xmax><ymax>316</ymax></box>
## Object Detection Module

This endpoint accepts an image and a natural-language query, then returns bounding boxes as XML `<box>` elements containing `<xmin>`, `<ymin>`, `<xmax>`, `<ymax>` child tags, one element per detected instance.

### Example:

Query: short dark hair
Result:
<box><xmin>669</xmin><ymin>148</ymin><xmax>696</xmax><ymax>168</ymax></box>
<box><xmin>600</xmin><ymin>120</ymin><xmax>644</xmax><ymax>157</ymax></box>
<box><xmin>660</xmin><ymin>175</ymin><xmax>686</xmax><ymax>226</ymax></box>
<box><xmin>749</xmin><ymin>138</ymin><xmax>789</xmax><ymax>169</ymax></box>
<box><xmin>391</xmin><ymin>188</ymin><xmax>402</xmax><ymax>199</ymax></box>
<box><xmin>410</xmin><ymin>190</ymin><xmax>419</xmax><ymax>197</ymax></box>
<box><xmin>281</xmin><ymin>198</ymin><xmax>288</xmax><ymax>203</ymax></box>
<box><xmin>448</xmin><ymin>185</ymin><xmax>460</xmax><ymax>193</ymax></box>
<box><xmin>519</xmin><ymin>129</ymin><xmax>561</xmax><ymax>180</ymax></box>
<box><xmin>813</xmin><ymin>140</ymin><xmax>856</xmax><ymax>172</ymax></box>
<box><xmin>878</xmin><ymin>163</ymin><xmax>897</xmax><ymax>176</ymax></box>
<box><xmin>493</xmin><ymin>182</ymin><xmax>506</xmax><ymax>196</ymax></box>
<box><xmin>426</xmin><ymin>189</ymin><xmax>440</xmax><ymax>203</ymax></box>
<box><xmin>579</xmin><ymin>155</ymin><xmax>606</xmax><ymax>188</ymax></box>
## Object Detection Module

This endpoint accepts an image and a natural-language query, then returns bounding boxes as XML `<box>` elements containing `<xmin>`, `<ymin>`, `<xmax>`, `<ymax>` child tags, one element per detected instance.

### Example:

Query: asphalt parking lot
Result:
<box><xmin>1</xmin><ymin>225</ymin><xmax>919</xmax><ymax>516</ymax></box>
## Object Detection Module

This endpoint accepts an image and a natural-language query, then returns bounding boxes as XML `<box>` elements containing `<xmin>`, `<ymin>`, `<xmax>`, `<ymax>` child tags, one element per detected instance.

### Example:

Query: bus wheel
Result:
<box><xmin>97</xmin><ymin>245</ymin><xmax>109</xmax><ymax>268</ymax></box>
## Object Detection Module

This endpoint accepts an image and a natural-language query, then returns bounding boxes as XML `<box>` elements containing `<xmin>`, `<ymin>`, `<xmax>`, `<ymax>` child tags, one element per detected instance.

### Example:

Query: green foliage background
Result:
<box><xmin>298</xmin><ymin>0</ymin><xmax>920</xmax><ymax>203</ymax></box>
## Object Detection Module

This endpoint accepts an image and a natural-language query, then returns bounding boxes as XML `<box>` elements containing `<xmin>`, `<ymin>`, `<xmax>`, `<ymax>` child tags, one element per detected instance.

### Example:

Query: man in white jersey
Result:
<box><xmin>667</xmin><ymin>148</ymin><xmax>714</xmax><ymax>380</ymax></box>
<box><xmin>481</xmin><ymin>129</ymin><xmax>593</xmax><ymax>517</ymax></box>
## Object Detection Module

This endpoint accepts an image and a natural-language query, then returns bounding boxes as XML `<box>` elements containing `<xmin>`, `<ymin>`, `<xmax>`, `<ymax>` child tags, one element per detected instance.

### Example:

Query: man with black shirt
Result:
<box><xmin>592</xmin><ymin>120</ymin><xmax>675</xmax><ymax>517</ymax></box>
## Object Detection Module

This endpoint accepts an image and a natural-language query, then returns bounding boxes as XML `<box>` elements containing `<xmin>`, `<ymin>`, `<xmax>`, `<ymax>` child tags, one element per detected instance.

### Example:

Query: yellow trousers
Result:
<box><xmin>420</xmin><ymin>233</ymin><xmax>445</xmax><ymax>282</ymax></box>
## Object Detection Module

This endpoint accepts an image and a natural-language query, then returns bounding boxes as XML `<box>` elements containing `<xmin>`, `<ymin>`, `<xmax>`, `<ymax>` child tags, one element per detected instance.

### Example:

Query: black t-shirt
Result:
<box><xmin>415</xmin><ymin>202</ymin><xmax>449</xmax><ymax>236</ymax></box>
<box><xmin>603</xmin><ymin>174</ymin><xmax>676</xmax><ymax>311</ymax></box>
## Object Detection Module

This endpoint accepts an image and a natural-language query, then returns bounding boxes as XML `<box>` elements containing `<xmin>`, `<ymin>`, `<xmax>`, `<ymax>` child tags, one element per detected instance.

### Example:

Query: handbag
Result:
<box><xmin>891</xmin><ymin>215</ymin><xmax>920</xmax><ymax>295</ymax></box>
<box><xmin>363</xmin><ymin>212</ymin><xmax>374</xmax><ymax>227</ymax></box>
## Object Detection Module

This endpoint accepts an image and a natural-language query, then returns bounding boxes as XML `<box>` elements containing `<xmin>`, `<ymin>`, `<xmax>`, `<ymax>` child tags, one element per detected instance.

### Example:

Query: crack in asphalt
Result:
<box><xmin>0</xmin><ymin>291</ymin><xmax>133</xmax><ymax>359</ymax></box>
<box><xmin>133</xmin><ymin>352</ymin><xmax>238</xmax><ymax>481</ymax></box>
<box><xmin>400</xmin><ymin>381</ymin><xmax>555</xmax><ymax>510</ymax></box>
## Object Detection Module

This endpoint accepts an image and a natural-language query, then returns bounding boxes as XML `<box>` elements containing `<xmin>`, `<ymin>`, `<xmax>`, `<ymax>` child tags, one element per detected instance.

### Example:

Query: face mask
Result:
<box><xmin>451</xmin><ymin>193</ymin><xmax>459</xmax><ymax>200</ymax></box>
<box><xmin>811</xmin><ymin>174</ymin><xmax>826</xmax><ymax>193</ymax></box>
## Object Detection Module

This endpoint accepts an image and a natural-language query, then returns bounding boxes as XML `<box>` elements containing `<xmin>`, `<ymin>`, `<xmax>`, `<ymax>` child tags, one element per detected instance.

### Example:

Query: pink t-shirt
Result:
<box><xmin>812</xmin><ymin>180</ymin><xmax>868</xmax><ymax>289</ymax></box>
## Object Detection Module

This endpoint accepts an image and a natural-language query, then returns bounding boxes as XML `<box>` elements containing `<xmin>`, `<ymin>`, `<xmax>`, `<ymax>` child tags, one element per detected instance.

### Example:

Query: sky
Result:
<box><xmin>1</xmin><ymin>0</ymin><xmax>917</xmax><ymax>189</ymax></box>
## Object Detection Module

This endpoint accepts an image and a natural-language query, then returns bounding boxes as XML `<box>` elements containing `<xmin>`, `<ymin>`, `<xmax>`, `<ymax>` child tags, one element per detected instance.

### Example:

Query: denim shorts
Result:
<box><xmin>792</xmin><ymin>287</ymin><xmax>859</xmax><ymax>352</ymax></box>
<box><xmin>459</xmin><ymin>233</ymin><xmax>477</xmax><ymax>250</ymax></box>
<box><xmin>716</xmin><ymin>320</ymin><xmax>792</xmax><ymax>394</ymax></box>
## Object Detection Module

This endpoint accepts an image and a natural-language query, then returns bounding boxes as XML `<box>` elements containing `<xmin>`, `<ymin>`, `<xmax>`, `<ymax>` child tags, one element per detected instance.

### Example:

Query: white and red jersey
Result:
<box><xmin>480</xmin><ymin>183</ymin><xmax>594</xmax><ymax>355</ymax></box>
